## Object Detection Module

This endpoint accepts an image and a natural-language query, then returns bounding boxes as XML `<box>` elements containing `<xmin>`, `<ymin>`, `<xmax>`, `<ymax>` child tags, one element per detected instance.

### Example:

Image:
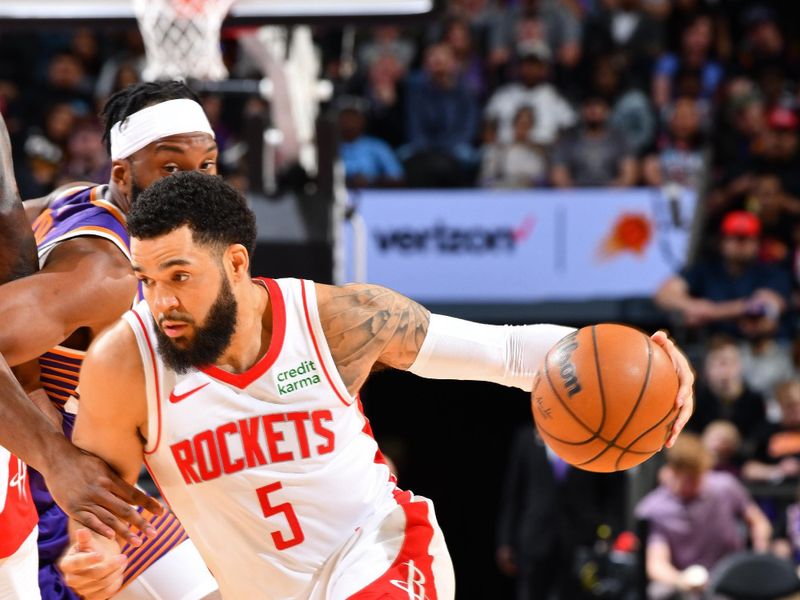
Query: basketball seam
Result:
<box><xmin>618</xmin><ymin>396</ymin><xmax>678</xmax><ymax>458</ymax></box>
<box><xmin>592</xmin><ymin>325</ymin><xmax>607</xmax><ymax>435</ymax></box>
<box><xmin>575</xmin><ymin>331</ymin><xmax>652</xmax><ymax>468</ymax></box>
<box><xmin>542</xmin><ymin>345</ymin><xmax>603</xmax><ymax>443</ymax></box>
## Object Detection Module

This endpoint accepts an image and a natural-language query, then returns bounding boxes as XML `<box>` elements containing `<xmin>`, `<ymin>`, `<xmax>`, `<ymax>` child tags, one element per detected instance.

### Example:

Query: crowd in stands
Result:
<box><xmin>6</xmin><ymin>1</ymin><xmax>800</xmax><ymax>598</ymax></box>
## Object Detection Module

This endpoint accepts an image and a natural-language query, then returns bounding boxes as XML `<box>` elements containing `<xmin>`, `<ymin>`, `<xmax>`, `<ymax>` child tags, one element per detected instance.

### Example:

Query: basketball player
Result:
<box><xmin>61</xmin><ymin>172</ymin><xmax>694</xmax><ymax>599</ymax></box>
<box><xmin>2</xmin><ymin>82</ymin><xmax>220</xmax><ymax>598</ymax></box>
<box><xmin>0</xmin><ymin>111</ymin><xmax>161</xmax><ymax>599</ymax></box>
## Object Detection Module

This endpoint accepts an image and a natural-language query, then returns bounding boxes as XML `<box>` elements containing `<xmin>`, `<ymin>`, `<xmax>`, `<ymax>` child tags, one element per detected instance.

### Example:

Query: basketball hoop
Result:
<box><xmin>133</xmin><ymin>0</ymin><xmax>235</xmax><ymax>81</ymax></box>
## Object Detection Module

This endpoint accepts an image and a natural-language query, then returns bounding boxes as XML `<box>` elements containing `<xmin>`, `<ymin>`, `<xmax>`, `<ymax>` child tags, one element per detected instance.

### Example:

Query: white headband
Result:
<box><xmin>109</xmin><ymin>99</ymin><xmax>215</xmax><ymax>160</ymax></box>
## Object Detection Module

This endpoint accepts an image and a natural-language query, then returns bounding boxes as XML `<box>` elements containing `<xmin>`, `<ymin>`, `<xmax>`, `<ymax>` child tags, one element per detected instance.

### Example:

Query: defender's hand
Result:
<box><xmin>44</xmin><ymin>442</ymin><xmax>162</xmax><ymax>546</ymax></box>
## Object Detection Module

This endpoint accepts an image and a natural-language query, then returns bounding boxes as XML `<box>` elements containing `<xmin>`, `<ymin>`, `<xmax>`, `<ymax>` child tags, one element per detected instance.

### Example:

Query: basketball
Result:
<box><xmin>531</xmin><ymin>324</ymin><xmax>679</xmax><ymax>473</ymax></box>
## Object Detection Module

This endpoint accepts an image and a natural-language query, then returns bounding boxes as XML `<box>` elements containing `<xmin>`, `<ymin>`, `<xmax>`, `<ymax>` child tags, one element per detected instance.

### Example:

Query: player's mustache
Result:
<box><xmin>159</xmin><ymin>312</ymin><xmax>195</xmax><ymax>325</ymax></box>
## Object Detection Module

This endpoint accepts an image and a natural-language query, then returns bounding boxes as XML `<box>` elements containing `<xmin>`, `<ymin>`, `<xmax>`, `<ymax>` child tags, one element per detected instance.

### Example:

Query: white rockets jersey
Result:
<box><xmin>122</xmin><ymin>278</ymin><xmax>397</xmax><ymax>599</ymax></box>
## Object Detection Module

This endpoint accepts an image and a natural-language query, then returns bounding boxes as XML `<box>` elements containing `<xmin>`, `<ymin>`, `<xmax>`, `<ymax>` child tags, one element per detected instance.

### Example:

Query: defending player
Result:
<box><xmin>61</xmin><ymin>172</ymin><xmax>694</xmax><ymax>599</ymax></box>
<box><xmin>3</xmin><ymin>82</ymin><xmax>220</xmax><ymax>598</ymax></box>
<box><xmin>0</xmin><ymin>109</ymin><xmax>162</xmax><ymax>598</ymax></box>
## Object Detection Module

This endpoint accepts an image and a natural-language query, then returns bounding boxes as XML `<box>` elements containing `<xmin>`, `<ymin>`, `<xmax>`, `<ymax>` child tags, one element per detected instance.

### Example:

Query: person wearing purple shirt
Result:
<box><xmin>635</xmin><ymin>433</ymin><xmax>771</xmax><ymax>600</ymax></box>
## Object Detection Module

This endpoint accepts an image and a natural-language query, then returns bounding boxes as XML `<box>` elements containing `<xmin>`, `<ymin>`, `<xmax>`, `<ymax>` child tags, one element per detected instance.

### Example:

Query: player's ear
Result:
<box><xmin>225</xmin><ymin>244</ymin><xmax>250</xmax><ymax>280</ymax></box>
<box><xmin>111</xmin><ymin>160</ymin><xmax>131</xmax><ymax>196</ymax></box>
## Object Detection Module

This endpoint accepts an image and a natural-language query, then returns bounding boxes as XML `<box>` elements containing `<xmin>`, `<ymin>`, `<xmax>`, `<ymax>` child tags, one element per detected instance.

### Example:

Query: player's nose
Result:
<box><xmin>153</xmin><ymin>287</ymin><xmax>180</xmax><ymax>312</ymax></box>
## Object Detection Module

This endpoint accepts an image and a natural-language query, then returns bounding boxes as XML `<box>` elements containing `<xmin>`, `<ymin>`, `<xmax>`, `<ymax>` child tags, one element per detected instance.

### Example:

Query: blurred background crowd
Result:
<box><xmin>7</xmin><ymin>0</ymin><xmax>800</xmax><ymax>598</ymax></box>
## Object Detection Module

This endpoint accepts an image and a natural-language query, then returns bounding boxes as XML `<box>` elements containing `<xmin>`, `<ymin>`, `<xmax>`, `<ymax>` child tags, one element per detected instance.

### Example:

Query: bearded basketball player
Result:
<box><xmin>60</xmin><ymin>172</ymin><xmax>694</xmax><ymax>599</ymax></box>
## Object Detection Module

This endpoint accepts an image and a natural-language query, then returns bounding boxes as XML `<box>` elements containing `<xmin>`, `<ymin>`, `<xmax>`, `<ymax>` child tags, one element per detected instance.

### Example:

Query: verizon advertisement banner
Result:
<box><xmin>343</xmin><ymin>188</ymin><xmax>696</xmax><ymax>303</ymax></box>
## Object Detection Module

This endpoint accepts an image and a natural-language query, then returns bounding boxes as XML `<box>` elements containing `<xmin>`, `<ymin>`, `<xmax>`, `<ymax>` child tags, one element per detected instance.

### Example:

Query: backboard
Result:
<box><xmin>0</xmin><ymin>0</ymin><xmax>439</xmax><ymax>25</ymax></box>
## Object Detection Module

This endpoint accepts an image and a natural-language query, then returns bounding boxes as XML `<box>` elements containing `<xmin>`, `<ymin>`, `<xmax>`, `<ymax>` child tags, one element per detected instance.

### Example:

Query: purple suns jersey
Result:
<box><xmin>29</xmin><ymin>185</ymin><xmax>188</xmax><ymax>597</ymax></box>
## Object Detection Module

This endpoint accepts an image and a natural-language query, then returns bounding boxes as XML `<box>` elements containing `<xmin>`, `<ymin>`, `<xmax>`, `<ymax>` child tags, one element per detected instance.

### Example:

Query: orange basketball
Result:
<box><xmin>531</xmin><ymin>324</ymin><xmax>679</xmax><ymax>473</ymax></box>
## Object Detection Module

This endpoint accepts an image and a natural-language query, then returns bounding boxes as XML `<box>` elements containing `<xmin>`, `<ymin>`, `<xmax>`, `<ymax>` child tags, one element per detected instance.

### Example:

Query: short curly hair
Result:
<box><xmin>128</xmin><ymin>171</ymin><xmax>257</xmax><ymax>261</ymax></box>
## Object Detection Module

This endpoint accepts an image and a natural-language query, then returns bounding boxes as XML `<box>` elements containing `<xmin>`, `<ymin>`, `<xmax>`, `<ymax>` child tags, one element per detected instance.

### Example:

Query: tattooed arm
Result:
<box><xmin>314</xmin><ymin>283</ymin><xmax>430</xmax><ymax>395</ymax></box>
<box><xmin>315</xmin><ymin>282</ymin><xmax>694</xmax><ymax>445</ymax></box>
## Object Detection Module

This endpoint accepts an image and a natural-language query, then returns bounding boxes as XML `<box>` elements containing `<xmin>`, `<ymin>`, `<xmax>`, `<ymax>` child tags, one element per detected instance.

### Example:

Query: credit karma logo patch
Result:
<box><xmin>374</xmin><ymin>217</ymin><xmax>535</xmax><ymax>254</ymax></box>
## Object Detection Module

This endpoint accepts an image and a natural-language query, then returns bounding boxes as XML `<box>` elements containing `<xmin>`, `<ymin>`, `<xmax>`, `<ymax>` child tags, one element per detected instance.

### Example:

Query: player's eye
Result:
<box><xmin>163</xmin><ymin>164</ymin><xmax>179</xmax><ymax>174</ymax></box>
<box><xmin>138</xmin><ymin>276</ymin><xmax>153</xmax><ymax>287</ymax></box>
<box><xmin>173</xmin><ymin>272</ymin><xmax>189</xmax><ymax>283</ymax></box>
<box><xmin>202</xmin><ymin>161</ymin><xmax>216</xmax><ymax>171</ymax></box>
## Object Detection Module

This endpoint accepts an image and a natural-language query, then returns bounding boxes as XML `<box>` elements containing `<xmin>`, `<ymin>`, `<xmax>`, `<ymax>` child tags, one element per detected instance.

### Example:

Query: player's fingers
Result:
<box><xmin>76</xmin><ymin>505</ymin><xmax>143</xmax><ymax>547</ymax></box>
<box><xmin>79</xmin><ymin>560</ymin><xmax>125</xmax><ymax>600</ymax></box>
<box><xmin>668</xmin><ymin>398</ymin><xmax>694</xmax><ymax>448</ymax></box>
<box><xmin>75</xmin><ymin>528</ymin><xmax>94</xmax><ymax>552</ymax></box>
<box><xmin>93</xmin><ymin>487</ymin><xmax>157</xmax><ymax>539</ymax></box>
<box><xmin>107</xmin><ymin>475</ymin><xmax>164</xmax><ymax>518</ymax></box>
<box><xmin>60</xmin><ymin>549</ymin><xmax>104</xmax><ymax>574</ymax></box>
<box><xmin>63</xmin><ymin>558</ymin><xmax>125</xmax><ymax>600</ymax></box>
<box><xmin>651</xmin><ymin>331</ymin><xmax>695</xmax><ymax>404</ymax></box>
<box><xmin>651</xmin><ymin>331</ymin><xmax>694</xmax><ymax>448</ymax></box>
<box><xmin>72</xmin><ymin>511</ymin><xmax>116</xmax><ymax>541</ymax></box>
<box><xmin>65</xmin><ymin>554</ymin><xmax>126</xmax><ymax>584</ymax></box>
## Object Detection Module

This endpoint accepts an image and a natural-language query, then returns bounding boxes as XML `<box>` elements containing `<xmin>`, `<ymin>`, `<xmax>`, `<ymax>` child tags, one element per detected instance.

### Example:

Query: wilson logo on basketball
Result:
<box><xmin>554</xmin><ymin>332</ymin><xmax>582</xmax><ymax>397</ymax></box>
<box><xmin>374</xmin><ymin>217</ymin><xmax>535</xmax><ymax>254</ymax></box>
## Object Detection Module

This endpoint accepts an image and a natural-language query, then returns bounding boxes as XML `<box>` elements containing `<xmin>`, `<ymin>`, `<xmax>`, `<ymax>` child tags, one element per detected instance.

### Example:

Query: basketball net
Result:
<box><xmin>133</xmin><ymin>0</ymin><xmax>235</xmax><ymax>81</ymax></box>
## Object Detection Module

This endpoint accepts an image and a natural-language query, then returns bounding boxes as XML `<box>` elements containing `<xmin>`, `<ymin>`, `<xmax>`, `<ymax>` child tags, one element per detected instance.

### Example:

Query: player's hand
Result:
<box><xmin>681</xmin><ymin>299</ymin><xmax>717</xmax><ymax>326</ymax></box>
<box><xmin>651</xmin><ymin>331</ymin><xmax>694</xmax><ymax>448</ymax></box>
<box><xmin>60</xmin><ymin>529</ymin><xmax>126</xmax><ymax>600</ymax></box>
<box><xmin>43</xmin><ymin>441</ymin><xmax>162</xmax><ymax>546</ymax></box>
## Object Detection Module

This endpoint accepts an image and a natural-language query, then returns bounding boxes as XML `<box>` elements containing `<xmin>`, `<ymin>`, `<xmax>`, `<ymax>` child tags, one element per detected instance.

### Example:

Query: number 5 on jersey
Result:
<box><xmin>256</xmin><ymin>482</ymin><xmax>305</xmax><ymax>550</ymax></box>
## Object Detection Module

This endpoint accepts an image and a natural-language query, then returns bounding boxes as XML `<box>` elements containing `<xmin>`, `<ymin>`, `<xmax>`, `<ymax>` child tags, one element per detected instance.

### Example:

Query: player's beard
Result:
<box><xmin>152</xmin><ymin>275</ymin><xmax>239</xmax><ymax>374</ymax></box>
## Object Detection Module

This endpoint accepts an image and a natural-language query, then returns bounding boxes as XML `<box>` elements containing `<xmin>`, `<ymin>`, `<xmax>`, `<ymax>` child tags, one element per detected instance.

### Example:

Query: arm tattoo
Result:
<box><xmin>317</xmin><ymin>284</ymin><xmax>430</xmax><ymax>394</ymax></box>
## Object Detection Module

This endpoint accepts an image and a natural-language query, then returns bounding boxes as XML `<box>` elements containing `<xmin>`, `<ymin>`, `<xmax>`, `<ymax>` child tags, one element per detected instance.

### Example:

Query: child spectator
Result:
<box><xmin>479</xmin><ymin>106</ymin><xmax>547</xmax><ymax>188</ymax></box>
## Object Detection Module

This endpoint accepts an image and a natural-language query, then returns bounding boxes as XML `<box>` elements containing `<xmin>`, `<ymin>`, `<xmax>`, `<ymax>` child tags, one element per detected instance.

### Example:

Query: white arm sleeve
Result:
<box><xmin>407</xmin><ymin>313</ymin><xmax>575</xmax><ymax>392</ymax></box>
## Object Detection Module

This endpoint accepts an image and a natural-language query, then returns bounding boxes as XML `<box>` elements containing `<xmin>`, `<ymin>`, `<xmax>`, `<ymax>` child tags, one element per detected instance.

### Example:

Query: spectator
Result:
<box><xmin>15</xmin><ymin>101</ymin><xmax>76</xmax><ymax>197</ymax></box>
<box><xmin>757</xmin><ymin>107</ymin><xmax>800</xmax><ymax>198</ymax></box>
<box><xmin>490</xmin><ymin>0</ymin><xmax>582</xmax><ymax>74</ymax></box>
<box><xmin>591</xmin><ymin>54</ymin><xmax>656</xmax><ymax>155</ymax></box>
<box><xmin>479</xmin><ymin>106</ymin><xmax>547</xmax><ymax>188</ymax></box>
<box><xmin>442</xmin><ymin>18</ymin><xmax>487</xmax><ymax>98</ymax></box>
<box><xmin>496</xmin><ymin>424</ymin><xmax>625</xmax><ymax>600</ymax></box>
<box><xmin>715</xmin><ymin>80</ymin><xmax>766</xmax><ymax>170</ymax></box>
<box><xmin>337</xmin><ymin>98</ymin><xmax>404</xmax><ymax>188</ymax></box>
<box><xmin>550</xmin><ymin>94</ymin><xmax>637</xmax><ymax>187</ymax></box>
<box><xmin>201</xmin><ymin>93</ymin><xmax>233</xmax><ymax>155</ymax></box>
<box><xmin>689</xmin><ymin>335</ymin><xmax>767</xmax><ymax>444</ymax></box>
<box><xmin>654</xmin><ymin>211</ymin><xmax>792</xmax><ymax>340</ymax></box>
<box><xmin>16</xmin><ymin>130</ymin><xmax>63</xmax><ymax>199</ymax></box>
<box><xmin>357</xmin><ymin>26</ymin><xmax>416</xmax><ymax>74</ymax></box>
<box><xmin>643</xmin><ymin>96</ymin><xmax>707</xmax><ymax>191</ymax></box>
<box><xmin>737</xmin><ymin>5</ymin><xmax>798</xmax><ymax>82</ymax></box>
<box><xmin>445</xmin><ymin>0</ymin><xmax>502</xmax><ymax>56</ymax></box>
<box><xmin>60</xmin><ymin>120</ymin><xmax>109</xmax><ymax>184</ymax></box>
<box><xmin>748</xmin><ymin>173</ymin><xmax>800</xmax><ymax>266</ymax></box>
<box><xmin>635</xmin><ymin>433</ymin><xmax>771</xmax><ymax>600</ymax></box>
<box><xmin>484</xmin><ymin>45</ymin><xmax>576</xmax><ymax>147</ymax></box>
<box><xmin>583</xmin><ymin>0</ymin><xmax>664</xmax><ymax>92</ymax></box>
<box><xmin>743</xmin><ymin>379</ymin><xmax>800</xmax><ymax>485</ymax></box>
<box><xmin>33</xmin><ymin>52</ymin><xmax>94</xmax><ymax>119</ymax></box>
<box><xmin>652</xmin><ymin>14</ymin><xmax>723</xmax><ymax>110</ymax></box>
<box><xmin>402</xmin><ymin>42</ymin><xmax>480</xmax><ymax>187</ymax></box>
<box><xmin>70</xmin><ymin>28</ymin><xmax>102</xmax><ymax>79</ymax></box>
<box><xmin>346</xmin><ymin>53</ymin><xmax>408</xmax><ymax>149</ymax></box>
<box><xmin>702</xmin><ymin>420</ymin><xmax>744</xmax><ymax>477</ymax></box>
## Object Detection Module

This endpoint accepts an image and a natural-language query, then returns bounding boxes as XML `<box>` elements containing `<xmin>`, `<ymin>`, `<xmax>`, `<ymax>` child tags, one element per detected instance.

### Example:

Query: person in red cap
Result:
<box><xmin>655</xmin><ymin>210</ymin><xmax>792</xmax><ymax>340</ymax></box>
